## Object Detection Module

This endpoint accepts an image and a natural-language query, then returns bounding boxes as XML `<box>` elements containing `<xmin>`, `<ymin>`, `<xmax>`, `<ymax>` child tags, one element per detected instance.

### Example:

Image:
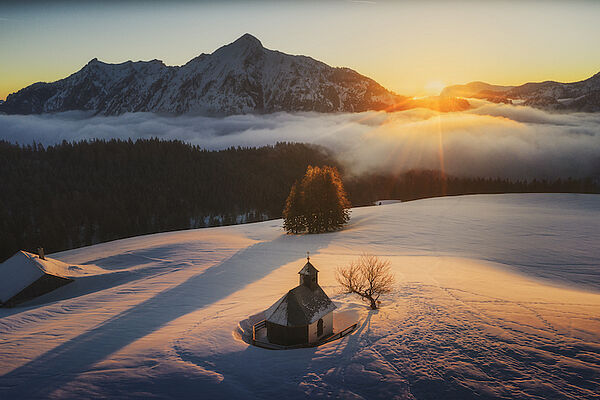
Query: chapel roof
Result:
<box><xmin>265</xmin><ymin>283</ymin><xmax>336</xmax><ymax>326</ymax></box>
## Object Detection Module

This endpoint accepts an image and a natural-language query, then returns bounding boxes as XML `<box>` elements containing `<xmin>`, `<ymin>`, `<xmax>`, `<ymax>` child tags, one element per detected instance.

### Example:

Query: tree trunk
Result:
<box><xmin>369</xmin><ymin>297</ymin><xmax>377</xmax><ymax>310</ymax></box>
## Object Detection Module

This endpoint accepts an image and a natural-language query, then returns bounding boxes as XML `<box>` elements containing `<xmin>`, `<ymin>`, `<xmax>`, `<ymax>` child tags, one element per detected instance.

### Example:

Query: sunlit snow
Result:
<box><xmin>0</xmin><ymin>194</ymin><xmax>599</xmax><ymax>399</ymax></box>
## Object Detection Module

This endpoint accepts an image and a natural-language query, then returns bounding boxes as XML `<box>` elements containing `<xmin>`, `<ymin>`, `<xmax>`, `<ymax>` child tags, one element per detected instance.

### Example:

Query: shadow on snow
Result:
<box><xmin>0</xmin><ymin>232</ymin><xmax>335</xmax><ymax>398</ymax></box>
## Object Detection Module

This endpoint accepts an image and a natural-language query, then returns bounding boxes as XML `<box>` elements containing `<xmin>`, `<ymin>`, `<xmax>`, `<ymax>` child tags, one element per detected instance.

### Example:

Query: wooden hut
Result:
<box><xmin>0</xmin><ymin>251</ymin><xmax>73</xmax><ymax>307</ymax></box>
<box><xmin>264</xmin><ymin>258</ymin><xmax>336</xmax><ymax>346</ymax></box>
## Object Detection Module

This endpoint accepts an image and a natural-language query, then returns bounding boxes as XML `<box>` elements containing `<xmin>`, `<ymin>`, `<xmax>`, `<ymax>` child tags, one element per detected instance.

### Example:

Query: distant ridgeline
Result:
<box><xmin>345</xmin><ymin>172</ymin><xmax>599</xmax><ymax>206</ymax></box>
<box><xmin>1</xmin><ymin>139</ymin><xmax>598</xmax><ymax>262</ymax></box>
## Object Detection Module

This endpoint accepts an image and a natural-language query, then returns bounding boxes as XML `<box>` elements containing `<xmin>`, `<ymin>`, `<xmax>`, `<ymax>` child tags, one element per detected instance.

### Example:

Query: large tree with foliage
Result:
<box><xmin>282</xmin><ymin>181</ymin><xmax>305</xmax><ymax>234</ymax></box>
<box><xmin>283</xmin><ymin>165</ymin><xmax>351</xmax><ymax>234</ymax></box>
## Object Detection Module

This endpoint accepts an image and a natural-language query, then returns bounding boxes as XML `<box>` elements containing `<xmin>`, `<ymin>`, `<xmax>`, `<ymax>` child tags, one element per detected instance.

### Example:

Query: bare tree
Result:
<box><xmin>336</xmin><ymin>253</ymin><xmax>395</xmax><ymax>309</ymax></box>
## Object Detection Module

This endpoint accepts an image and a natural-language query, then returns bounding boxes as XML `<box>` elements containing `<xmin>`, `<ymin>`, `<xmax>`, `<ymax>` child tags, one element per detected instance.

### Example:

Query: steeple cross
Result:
<box><xmin>306</xmin><ymin>251</ymin><xmax>310</xmax><ymax>261</ymax></box>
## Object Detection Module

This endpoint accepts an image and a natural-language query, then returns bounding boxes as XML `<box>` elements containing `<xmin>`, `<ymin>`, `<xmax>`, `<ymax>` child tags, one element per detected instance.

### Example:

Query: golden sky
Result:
<box><xmin>1</xmin><ymin>1</ymin><xmax>600</xmax><ymax>101</ymax></box>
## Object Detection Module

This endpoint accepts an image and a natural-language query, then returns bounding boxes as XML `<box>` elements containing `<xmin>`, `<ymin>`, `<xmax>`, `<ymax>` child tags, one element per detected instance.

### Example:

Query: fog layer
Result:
<box><xmin>1</xmin><ymin>103</ymin><xmax>599</xmax><ymax>179</ymax></box>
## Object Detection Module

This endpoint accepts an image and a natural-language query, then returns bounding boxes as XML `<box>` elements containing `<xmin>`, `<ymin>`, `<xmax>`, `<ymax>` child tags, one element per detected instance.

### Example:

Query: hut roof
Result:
<box><xmin>0</xmin><ymin>251</ymin><xmax>72</xmax><ymax>304</ymax></box>
<box><xmin>265</xmin><ymin>284</ymin><xmax>336</xmax><ymax>327</ymax></box>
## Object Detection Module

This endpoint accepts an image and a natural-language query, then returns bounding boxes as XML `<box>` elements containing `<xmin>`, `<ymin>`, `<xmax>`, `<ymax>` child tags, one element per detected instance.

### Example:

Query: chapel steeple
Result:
<box><xmin>298</xmin><ymin>252</ymin><xmax>319</xmax><ymax>289</ymax></box>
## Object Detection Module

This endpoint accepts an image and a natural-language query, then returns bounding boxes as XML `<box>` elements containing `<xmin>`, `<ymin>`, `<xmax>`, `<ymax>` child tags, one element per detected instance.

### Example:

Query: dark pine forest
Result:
<box><xmin>1</xmin><ymin>139</ymin><xmax>598</xmax><ymax>262</ymax></box>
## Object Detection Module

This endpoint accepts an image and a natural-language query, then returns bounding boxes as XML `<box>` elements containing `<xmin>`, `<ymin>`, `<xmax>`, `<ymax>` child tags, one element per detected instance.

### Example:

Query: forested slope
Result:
<box><xmin>2</xmin><ymin>139</ymin><xmax>597</xmax><ymax>262</ymax></box>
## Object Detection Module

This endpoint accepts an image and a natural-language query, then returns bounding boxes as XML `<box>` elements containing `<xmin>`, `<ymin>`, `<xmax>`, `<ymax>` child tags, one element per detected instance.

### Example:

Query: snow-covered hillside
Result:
<box><xmin>1</xmin><ymin>194</ymin><xmax>599</xmax><ymax>399</ymax></box>
<box><xmin>0</xmin><ymin>34</ymin><xmax>404</xmax><ymax>116</ymax></box>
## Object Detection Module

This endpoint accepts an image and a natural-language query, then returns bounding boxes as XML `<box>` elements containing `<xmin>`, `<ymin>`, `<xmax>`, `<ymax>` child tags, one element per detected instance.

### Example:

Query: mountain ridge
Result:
<box><xmin>0</xmin><ymin>34</ymin><xmax>469</xmax><ymax>116</ymax></box>
<box><xmin>441</xmin><ymin>72</ymin><xmax>600</xmax><ymax>111</ymax></box>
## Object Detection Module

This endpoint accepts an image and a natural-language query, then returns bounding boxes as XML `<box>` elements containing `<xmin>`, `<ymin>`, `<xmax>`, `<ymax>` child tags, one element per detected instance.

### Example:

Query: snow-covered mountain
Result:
<box><xmin>442</xmin><ymin>72</ymin><xmax>600</xmax><ymax>111</ymax></box>
<box><xmin>1</xmin><ymin>194</ymin><xmax>599</xmax><ymax>399</ymax></box>
<box><xmin>0</xmin><ymin>34</ymin><xmax>409</xmax><ymax>116</ymax></box>
<box><xmin>515</xmin><ymin>73</ymin><xmax>600</xmax><ymax>111</ymax></box>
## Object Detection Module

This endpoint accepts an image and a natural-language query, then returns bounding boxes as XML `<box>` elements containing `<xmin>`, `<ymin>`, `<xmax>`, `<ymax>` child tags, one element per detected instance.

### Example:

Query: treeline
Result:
<box><xmin>345</xmin><ymin>170</ymin><xmax>600</xmax><ymax>206</ymax></box>
<box><xmin>1</xmin><ymin>139</ymin><xmax>598</xmax><ymax>262</ymax></box>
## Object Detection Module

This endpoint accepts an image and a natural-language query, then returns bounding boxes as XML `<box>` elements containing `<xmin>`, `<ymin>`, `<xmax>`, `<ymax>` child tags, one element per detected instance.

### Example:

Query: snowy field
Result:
<box><xmin>1</xmin><ymin>194</ymin><xmax>599</xmax><ymax>399</ymax></box>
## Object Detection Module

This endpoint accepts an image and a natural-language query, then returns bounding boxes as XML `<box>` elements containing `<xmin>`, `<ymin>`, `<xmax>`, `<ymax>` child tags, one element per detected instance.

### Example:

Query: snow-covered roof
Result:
<box><xmin>298</xmin><ymin>261</ymin><xmax>318</xmax><ymax>276</ymax></box>
<box><xmin>265</xmin><ymin>284</ymin><xmax>336</xmax><ymax>327</ymax></box>
<box><xmin>0</xmin><ymin>251</ymin><xmax>70</xmax><ymax>303</ymax></box>
<box><xmin>375</xmin><ymin>200</ymin><xmax>402</xmax><ymax>205</ymax></box>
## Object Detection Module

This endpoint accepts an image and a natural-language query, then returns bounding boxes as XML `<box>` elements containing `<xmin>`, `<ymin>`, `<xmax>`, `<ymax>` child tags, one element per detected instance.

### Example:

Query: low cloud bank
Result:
<box><xmin>1</xmin><ymin>104</ymin><xmax>599</xmax><ymax>179</ymax></box>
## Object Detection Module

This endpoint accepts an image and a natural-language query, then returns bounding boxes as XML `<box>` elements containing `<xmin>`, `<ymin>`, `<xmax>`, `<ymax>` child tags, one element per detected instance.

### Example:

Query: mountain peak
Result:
<box><xmin>236</xmin><ymin>33</ymin><xmax>262</xmax><ymax>45</ymax></box>
<box><xmin>230</xmin><ymin>33</ymin><xmax>263</xmax><ymax>49</ymax></box>
<box><xmin>212</xmin><ymin>33</ymin><xmax>264</xmax><ymax>59</ymax></box>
